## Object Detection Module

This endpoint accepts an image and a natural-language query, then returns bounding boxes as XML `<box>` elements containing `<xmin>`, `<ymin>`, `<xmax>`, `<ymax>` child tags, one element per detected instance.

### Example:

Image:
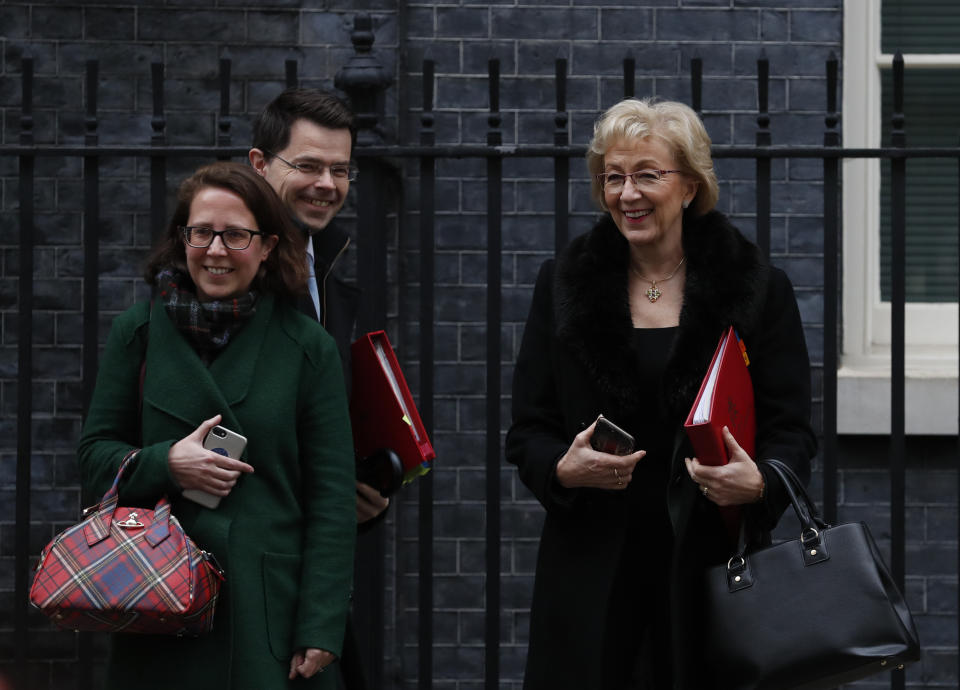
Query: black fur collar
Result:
<box><xmin>554</xmin><ymin>210</ymin><xmax>768</xmax><ymax>421</ymax></box>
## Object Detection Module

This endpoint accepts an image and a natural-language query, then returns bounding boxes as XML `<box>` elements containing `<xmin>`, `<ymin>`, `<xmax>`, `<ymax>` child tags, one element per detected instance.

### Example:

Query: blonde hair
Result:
<box><xmin>586</xmin><ymin>98</ymin><xmax>718</xmax><ymax>216</ymax></box>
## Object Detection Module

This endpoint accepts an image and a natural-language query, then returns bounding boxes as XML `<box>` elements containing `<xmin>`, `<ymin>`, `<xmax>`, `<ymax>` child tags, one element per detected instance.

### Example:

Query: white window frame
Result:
<box><xmin>840</xmin><ymin>1</ymin><xmax>959</xmax><ymax>435</ymax></box>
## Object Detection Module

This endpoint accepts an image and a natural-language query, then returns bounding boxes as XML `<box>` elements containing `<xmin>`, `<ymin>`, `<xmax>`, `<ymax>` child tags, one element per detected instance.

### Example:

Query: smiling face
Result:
<box><xmin>184</xmin><ymin>186</ymin><xmax>278</xmax><ymax>302</ymax></box>
<box><xmin>602</xmin><ymin>136</ymin><xmax>698</xmax><ymax>250</ymax></box>
<box><xmin>250</xmin><ymin>118</ymin><xmax>353</xmax><ymax>234</ymax></box>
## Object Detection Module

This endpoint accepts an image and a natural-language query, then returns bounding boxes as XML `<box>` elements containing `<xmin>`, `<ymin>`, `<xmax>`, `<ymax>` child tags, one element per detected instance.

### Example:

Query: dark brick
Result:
<box><xmin>492</xmin><ymin>8</ymin><xmax>597</xmax><ymax>41</ymax></box>
<box><xmin>32</xmin><ymin>6</ymin><xmax>83</xmax><ymax>40</ymax></box>
<box><xmin>734</xmin><ymin>0</ymin><xmax>840</xmax><ymax>6</ymax></box>
<box><xmin>600</xmin><ymin>9</ymin><xmax>654</xmax><ymax>41</ymax></box>
<box><xmin>915</xmin><ymin>612</ymin><xmax>958</xmax><ymax>646</ymax></box>
<box><xmin>791</xmin><ymin>10</ymin><xmax>843</xmax><ymax>43</ymax></box>
<box><xmin>32</xmin><ymin>346</ymin><xmax>81</xmax><ymax>379</ymax></box>
<box><xmin>437</xmin><ymin>8</ymin><xmax>489</xmax><ymax>39</ymax></box>
<box><xmin>0</xmin><ymin>6</ymin><xmax>30</xmax><ymax>39</ymax></box>
<box><xmin>434</xmin><ymin>574</ymin><xmax>483</xmax><ymax>609</ymax></box>
<box><xmin>789</xmin><ymin>77</ymin><xmax>833</xmax><ymax>113</ymax></box>
<box><xmin>463</xmin><ymin>41</ymin><xmax>516</xmax><ymax>76</ymax></box>
<box><xmin>657</xmin><ymin>9</ymin><xmax>759</xmax><ymax>42</ymax></box>
<box><xmin>794</xmin><ymin>289</ymin><xmax>822</xmax><ymax>325</ymax></box>
<box><xmin>456</xmin><ymin>398</ymin><xmax>486</xmax><ymax>431</ymax></box>
<box><xmin>138</xmin><ymin>10</ymin><xmax>247</xmax><ymax>42</ymax></box>
<box><xmin>502</xmin><ymin>216</ymin><xmax>553</xmax><ymax>252</ymax></box>
<box><xmin>575</xmin><ymin>42</ymin><xmax>679</xmax><ymax>78</ymax></box>
<box><xmin>928</xmin><ymin>578</ymin><xmax>957</xmax><ymax>615</ymax></box>
<box><xmin>512</xmin><ymin>180</ymin><xmax>554</xmax><ymax>214</ymax></box>
<box><xmin>434</xmin><ymin>362</ymin><xmax>484</xmax><ymax>395</ymax></box>
<box><xmin>85</xmin><ymin>7</ymin><xmax>136</xmax><ymax>41</ymax></box>
<box><xmin>406</xmin><ymin>7</ymin><xmax>435</xmax><ymax>39</ymax></box>
<box><xmin>247</xmin><ymin>11</ymin><xmax>300</xmax><ymax>44</ymax></box>
<box><xmin>59</xmin><ymin>42</ymin><xmax>159</xmax><ymax>77</ymax></box>
<box><xmin>678</xmin><ymin>43</ymin><xmax>735</xmax><ymax>77</ymax></box>
<box><xmin>509</xmin><ymin>41</ymin><xmax>568</xmax><ymax>79</ymax></box>
<box><xmin>734</xmin><ymin>44</ymin><xmax>839</xmax><ymax>78</ymax></box>
<box><xmin>462</xmin><ymin>181</ymin><xmax>518</xmax><ymax>215</ymax></box>
<box><xmin>407</xmin><ymin>41</ymin><xmax>462</xmax><ymax>76</ymax></box>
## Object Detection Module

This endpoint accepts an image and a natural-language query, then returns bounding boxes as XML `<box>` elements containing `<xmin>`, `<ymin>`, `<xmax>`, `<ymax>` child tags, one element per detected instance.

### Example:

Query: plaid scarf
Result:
<box><xmin>156</xmin><ymin>268</ymin><xmax>257</xmax><ymax>363</ymax></box>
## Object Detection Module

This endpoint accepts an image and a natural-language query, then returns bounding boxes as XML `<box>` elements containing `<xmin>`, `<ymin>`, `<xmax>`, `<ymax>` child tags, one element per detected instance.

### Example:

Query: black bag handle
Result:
<box><xmin>731</xmin><ymin>459</ymin><xmax>827</xmax><ymax>559</ymax></box>
<box><xmin>763</xmin><ymin>459</ymin><xmax>828</xmax><ymax>533</ymax></box>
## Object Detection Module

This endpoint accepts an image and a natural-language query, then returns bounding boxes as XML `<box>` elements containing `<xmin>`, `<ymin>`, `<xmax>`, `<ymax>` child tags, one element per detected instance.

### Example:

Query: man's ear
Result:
<box><xmin>249</xmin><ymin>148</ymin><xmax>267</xmax><ymax>176</ymax></box>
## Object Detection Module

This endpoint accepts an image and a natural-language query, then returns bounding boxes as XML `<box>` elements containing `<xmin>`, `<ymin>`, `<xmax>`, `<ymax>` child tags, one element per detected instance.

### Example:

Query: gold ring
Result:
<box><xmin>701</xmin><ymin>484</ymin><xmax>709</xmax><ymax>497</ymax></box>
<box><xmin>613</xmin><ymin>468</ymin><xmax>623</xmax><ymax>486</ymax></box>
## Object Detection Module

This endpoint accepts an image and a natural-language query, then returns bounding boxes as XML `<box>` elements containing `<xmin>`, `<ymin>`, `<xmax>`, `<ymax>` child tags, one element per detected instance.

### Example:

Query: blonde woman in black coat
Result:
<box><xmin>505</xmin><ymin>98</ymin><xmax>817</xmax><ymax>690</ymax></box>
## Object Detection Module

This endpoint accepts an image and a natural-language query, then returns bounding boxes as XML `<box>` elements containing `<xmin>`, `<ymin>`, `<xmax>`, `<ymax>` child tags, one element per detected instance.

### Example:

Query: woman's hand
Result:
<box><xmin>288</xmin><ymin>648</ymin><xmax>336</xmax><ymax>679</ymax></box>
<box><xmin>167</xmin><ymin>414</ymin><xmax>254</xmax><ymax>495</ymax></box>
<box><xmin>684</xmin><ymin>426</ymin><xmax>764</xmax><ymax>506</ymax></box>
<box><xmin>555</xmin><ymin>420</ymin><xmax>646</xmax><ymax>490</ymax></box>
<box><xmin>356</xmin><ymin>481</ymin><xmax>390</xmax><ymax>523</ymax></box>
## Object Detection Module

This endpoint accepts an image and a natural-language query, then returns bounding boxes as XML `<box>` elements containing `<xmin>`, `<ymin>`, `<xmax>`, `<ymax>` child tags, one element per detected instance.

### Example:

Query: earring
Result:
<box><xmin>682</xmin><ymin>199</ymin><xmax>690</xmax><ymax>209</ymax></box>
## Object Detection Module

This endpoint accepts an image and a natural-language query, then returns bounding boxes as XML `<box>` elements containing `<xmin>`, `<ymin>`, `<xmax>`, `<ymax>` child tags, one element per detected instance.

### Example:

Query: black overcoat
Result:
<box><xmin>504</xmin><ymin>210</ymin><xmax>817</xmax><ymax>689</ymax></box>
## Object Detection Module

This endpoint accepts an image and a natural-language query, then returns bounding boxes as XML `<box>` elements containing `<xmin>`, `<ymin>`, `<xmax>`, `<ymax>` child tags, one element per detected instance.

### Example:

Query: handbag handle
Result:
<box><xmin>726</xmin><ymin>459</ymin><xmax>831</xmax><ymax>591</ymax></box>
<box><xmin>763</xmin><ymin>459</ymin><xmax>828</xmax><ymax>534</ymax></box>
<box><xmin>83</xmin><ymin>449</ymin><xmax>172</xmax><ymax>548</ymax></box>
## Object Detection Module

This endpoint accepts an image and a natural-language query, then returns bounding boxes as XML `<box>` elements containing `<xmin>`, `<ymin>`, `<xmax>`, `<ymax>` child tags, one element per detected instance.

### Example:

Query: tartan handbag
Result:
<box><xmin>30</xmin><ymin>450</ymin><xmax>224</xmax><ymax>636</ymax></box>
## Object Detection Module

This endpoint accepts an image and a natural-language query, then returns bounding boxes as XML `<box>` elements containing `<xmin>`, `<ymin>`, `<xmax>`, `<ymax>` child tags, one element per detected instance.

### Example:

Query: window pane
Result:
<box><xmin>882</xmin><ymin>0</ymin><xmax>960</xmax><ymax>54</ymax></box>
<box><xmin>880</xmin><ymin>68</ymin><xmax>960</xmax><ymax>302</ymax></box>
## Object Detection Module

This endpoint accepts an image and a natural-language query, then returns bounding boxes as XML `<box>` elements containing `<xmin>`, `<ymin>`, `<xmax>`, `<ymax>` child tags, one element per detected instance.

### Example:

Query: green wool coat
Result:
<box><xmin>77</xmin><ymin>295</ymin><xmax>357</xmax><ymax>690</ymax></box>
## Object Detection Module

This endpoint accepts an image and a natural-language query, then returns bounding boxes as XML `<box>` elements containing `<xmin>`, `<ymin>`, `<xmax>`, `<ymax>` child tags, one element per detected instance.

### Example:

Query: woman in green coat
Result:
<box><xmin>77</xmin><ymin>162</ymin><xmax>356</xmax><ymax>689</ymax></box>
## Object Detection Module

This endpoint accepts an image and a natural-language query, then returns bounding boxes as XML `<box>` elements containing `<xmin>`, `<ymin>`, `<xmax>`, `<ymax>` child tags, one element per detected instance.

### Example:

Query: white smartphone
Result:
<box><xmin>182</xmin><ymin>425</ymin><xmax>248</xmax><ymax>509</ymax></box>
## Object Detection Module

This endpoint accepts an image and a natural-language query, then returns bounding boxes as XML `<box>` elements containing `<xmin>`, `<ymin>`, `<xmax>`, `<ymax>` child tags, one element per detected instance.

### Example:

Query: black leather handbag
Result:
<box><xmin>702</xmin><ymin>459</ymin><xmax>921</xmax><ymax>690</ymax></box>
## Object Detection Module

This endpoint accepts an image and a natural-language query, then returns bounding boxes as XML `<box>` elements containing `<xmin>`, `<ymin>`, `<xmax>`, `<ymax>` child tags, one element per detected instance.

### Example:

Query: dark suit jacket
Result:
<box><xmin>298</xmin><ymin>222</ymin><xmax>361</xmax><ymax>389</ymax></box>
<box><xmin>78</xmin><ymin>296</ymin><xmax>356</xmax><ymax>690</ymax></box>
<box><xmin>505</xmin><ymin>211</ymin><xmax>817</xmax><ymax>690</ymax></box>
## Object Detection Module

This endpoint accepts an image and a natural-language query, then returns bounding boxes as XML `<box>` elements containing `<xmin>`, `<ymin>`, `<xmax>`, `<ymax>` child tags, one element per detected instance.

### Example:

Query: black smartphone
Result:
<box><xmin>356</xmin><ymin>448</ymin><xmax>405</xmax><ymax>498</ymax></box>
<box><xmin>590</xmin><ymin>414</ymin><xmax>636</xmax><ymax>456</ymax></box>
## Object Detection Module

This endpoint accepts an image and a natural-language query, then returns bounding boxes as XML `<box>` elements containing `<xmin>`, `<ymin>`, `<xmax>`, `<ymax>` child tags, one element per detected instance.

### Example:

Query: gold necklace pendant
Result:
<box><xmin>632</xmin><ymin>255</ymin><xmax>684</xmax><ymax>304</ymax></box>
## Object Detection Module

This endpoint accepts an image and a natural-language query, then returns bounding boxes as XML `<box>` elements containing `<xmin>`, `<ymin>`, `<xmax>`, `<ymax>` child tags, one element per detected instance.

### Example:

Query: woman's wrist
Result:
<box><xmin>754</xmin><ymin>470</ymin><xmax>765</xmax><ymax>503</ymax></box>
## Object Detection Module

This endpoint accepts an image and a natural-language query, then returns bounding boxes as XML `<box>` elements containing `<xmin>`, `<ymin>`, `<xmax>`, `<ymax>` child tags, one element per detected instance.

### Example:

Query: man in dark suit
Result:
<box><xmin>249</xmin><ymin>89</ymin><xmax>389</xmax><ymax>687</ymax></box>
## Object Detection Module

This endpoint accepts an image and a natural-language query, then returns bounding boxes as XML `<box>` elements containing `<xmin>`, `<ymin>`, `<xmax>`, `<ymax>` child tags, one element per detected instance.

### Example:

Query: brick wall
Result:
<box><xmin>4</xmin><ymin>2</ymin><xmax>954</xmax><ymax>690</ymax></box>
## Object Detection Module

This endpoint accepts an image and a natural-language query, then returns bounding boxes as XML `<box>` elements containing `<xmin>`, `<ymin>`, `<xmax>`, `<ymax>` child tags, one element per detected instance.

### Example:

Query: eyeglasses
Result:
<box><xmin>266</xmin><ymin>152</ymin><xmax>359</xmax><ymax>182</ymax></box>
<box><xmin>596</xmin><ymin>169</ymin><xmax>683</xmax><ymax>193</ymax></box>
<box><xmin>180</xmin><ymin>226</ymin><xmax>267</xmax><ymax>250</ymax></box>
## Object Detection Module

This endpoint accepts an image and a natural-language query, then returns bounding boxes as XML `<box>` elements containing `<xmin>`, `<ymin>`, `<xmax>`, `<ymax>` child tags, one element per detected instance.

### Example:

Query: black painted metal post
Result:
<box><xmin>755</xmin><ymin>54</ymin><xmax>771</xmax><ymax>259</ymax></box>
<box><xmin>623</xmin><ymin>57</ymin><xmax>635</xmax><ymax>100</ymax></box>
<box><xmin>554</xmin><ymin>59</ymin><xmax>569</xmax><ymax>254</ymax></box>
<box><xmin>14</xmin><ymin>56</ymin><xmax>35</xmax><ymax>686</ymax></box>
<box><xmin>485</xmin><ymin>58</ymin><xmax>503</xmax><ymax>690</ymax></box>
<box><xmin>822</xmin><ymin>54</ymin><xmax>839</xmax><ymax>525</ymax></box>
<box><xmin>79</xmin><ymin>58</ymin><xmax>102</xmax><ymax>690</ymax></box>
<box><xmin>691</xmin><ymin>58</ymin><xmax>702</xmax><ymax>115</ymax></box>
<box><xmin>888</xmin><ymin>52</ymin><xmax>907</xmax><ymax>690</ymax></box>
<box><xmin>82</xmin><ymin>60</ymin><xmax>101</xmax><ymax>411</ymax></box>
<box><xmin>418</xmin><ymin>58</ymin><xmax>436</xmax><ymax>690</ymax></box>
<box><xmin>285</xmin><ymin>59</ymin><xmax>298</xmax><ymax>89</ymax></box>
<box><xmin>150</xmin><ymin>62</ymin><xmax>166</xmax><ymax>242</ymax></box>
<box><xmin>334</xmin><ymin>15</ymin><xmax>391</xmax><ymax>689</ymax></box>
<box><xmin>217</xmin><ymin>58</ymin><xmax>232</xmax><ymax>158</ymax></box>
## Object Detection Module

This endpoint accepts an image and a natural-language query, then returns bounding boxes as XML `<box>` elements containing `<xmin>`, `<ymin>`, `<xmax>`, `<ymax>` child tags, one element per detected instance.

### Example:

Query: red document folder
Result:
<box><xmin>684</xmin><ymin>326</ymin><xmax>755</xmax><ymax>540</ymax></box>
<box><xmin>684</xmin><ymin>326</ymin><xmax>756</xmax><ymax>464</ymax></box>
<box><xmin>350</xmin><ymin>331</ymin><xmax>434</xmax><ymax>483</ymax></box>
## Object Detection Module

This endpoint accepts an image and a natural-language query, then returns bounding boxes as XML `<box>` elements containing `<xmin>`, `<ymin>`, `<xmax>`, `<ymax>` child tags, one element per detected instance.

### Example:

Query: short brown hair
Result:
<box><xmin>252</xmin><ymin>88</ymin><xmax>356</xmax><ymax>158</ymax></box>
<box><xmin>144</xmin><ymin>162</ymin><xmax>308</xmax><ymax>300</ymax></box>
